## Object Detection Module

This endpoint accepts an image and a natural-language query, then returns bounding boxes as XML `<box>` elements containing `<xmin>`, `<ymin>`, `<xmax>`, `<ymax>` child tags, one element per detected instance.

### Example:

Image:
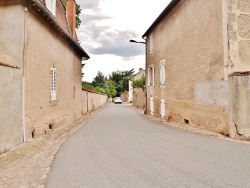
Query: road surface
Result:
<box><xmin>45</xmin><ymin>104</ymin><xmax>250</xmax><ymax>187</ymax></box>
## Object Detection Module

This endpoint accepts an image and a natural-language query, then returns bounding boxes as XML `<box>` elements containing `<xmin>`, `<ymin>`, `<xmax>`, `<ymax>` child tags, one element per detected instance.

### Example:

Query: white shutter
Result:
<box><xmin>163</xmin><ymin>64</ymin><xmax>165</xmax><ymax>85</ymax></box>
<box><xmin>160</xmin><ymin>59</ymin><xmax>165</xmax><ymax>85</ymax></box>
<box><xmin>160</xmin><ymin>64</ymin><xmax>163</xmax><ymax>85</ymax></box>
<box><xmin>50</xmin><ymin>67</ymin><xmax>57</xmax><ymax>101</ymax></box>
<box><xmin>149</xmin><ymin>35</ymin><xmax>153</xmax><ymax>55</ymax></box>
<box><xmin>160</xmin><ymin>98</ymin><xmax>165</xmax><ymax>118</ymax></box>
<box><xmin>150</xmin><ymin>96</ymin><xmax>154</xmax><ymax>116</ymax></box>
<box><xmin>152</xmin><ymin>66</ymin><xmax>155</xmax><ymax>86</ymax></box>
<box><xmin>148</xmin><ymin>68</ymin><xmax>150</xmax><ymax>86</ymax></box>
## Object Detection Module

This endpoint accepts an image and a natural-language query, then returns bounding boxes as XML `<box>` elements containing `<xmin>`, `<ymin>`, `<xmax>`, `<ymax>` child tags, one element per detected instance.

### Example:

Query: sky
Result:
<box><xmin>76</xmin><ymin>0</ymin><xmax>171</xmax><ymax>82</ymax></box>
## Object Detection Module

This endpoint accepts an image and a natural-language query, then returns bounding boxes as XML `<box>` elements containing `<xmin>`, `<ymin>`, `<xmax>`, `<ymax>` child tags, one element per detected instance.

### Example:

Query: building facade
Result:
<box><xmin>143</xmin><ymin>0</ymin><xmax>250</xmax><ymax>137</ymax></box>
<box><xmin>0</xmin><ymin>0</ymin><xmax>89</xmax><ymax>153</ymax></box>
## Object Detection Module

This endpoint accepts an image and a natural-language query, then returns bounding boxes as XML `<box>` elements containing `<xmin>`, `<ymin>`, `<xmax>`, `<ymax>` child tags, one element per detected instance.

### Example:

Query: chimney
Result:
<box><xmin>66</xmin><ymin>0</ymin><xmax>76</xmax><ymax>39</ymax></box>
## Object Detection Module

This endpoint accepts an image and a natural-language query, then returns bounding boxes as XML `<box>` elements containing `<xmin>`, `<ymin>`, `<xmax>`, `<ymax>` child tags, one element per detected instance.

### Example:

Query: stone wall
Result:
<box><xmin>132</xmin><ymin>88</ymin><xmax>146</xmax><ymax>110</ymax></box>
<box><xmin>227</xmin><ymin>0</ymin><xmax>250</xmax><ymax>74</ymax></box>
<box><xmin>165</xmin><ymin>98</ymin><xmax>229</xmax><ymax>135</ymax></box>
<box><xmin>229</xmin><ymin>73</ymin><xmax>250</xmax><ymax>137</ymax></box>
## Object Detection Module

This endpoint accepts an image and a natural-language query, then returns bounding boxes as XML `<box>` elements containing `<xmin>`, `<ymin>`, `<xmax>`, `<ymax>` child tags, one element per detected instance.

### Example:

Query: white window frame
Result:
<box><xmin>149</xmin><ymin>34</ymin><xmax>153</xmax><ymax>55</ymax></box>
<box><xmin>160</xmin><ymin>59</ymin><xmax>166</xmax><ymax>86</ymax></box>
<box><xmin>150</xmin><ymin>96</ymin><xmax>154</xmax><ymax>116</ymax></box>
<box><xmin>50</xmin><ymin>67</ymin><xmax>57</xmax><ymax>101</ymax></box>
<box><xmin>45</xmin><ymin>0</ymin><xmax>56</xmax><ymax>16</ymax></box>
<box><xmin>147</xmin><ymin>65</ymin><xmax>155</xmax><ymax>87</ymax></box>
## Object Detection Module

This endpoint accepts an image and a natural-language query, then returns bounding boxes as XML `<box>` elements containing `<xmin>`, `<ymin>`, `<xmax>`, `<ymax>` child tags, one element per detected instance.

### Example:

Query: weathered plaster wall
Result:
<box><xmin>195</xmin><ymin>81</ymin><xmax>229</xmax><ymax>106</ymax></box>
<box><xmin>0</xmin><ymin>2</ymin><xmax>24</xmax><ymax>153</ymax></box>
<box><xmin>227</xmin><ymin>0</ymin><xmax>250</xmax><ymax>74</ymax></box>
<box><xmin>147</xmin><ymin>0</ymin><xmax>225</xmax><ymax>102</ymax></box>
<box><xmin>24</xmin><ymin>3</ymin><xmax>83</xmax><ymax>138</ymax></box>
<box><xmin>146</xmin><ymin>0</ymin><xmax>228</xmax><ymax>134</ymax></box>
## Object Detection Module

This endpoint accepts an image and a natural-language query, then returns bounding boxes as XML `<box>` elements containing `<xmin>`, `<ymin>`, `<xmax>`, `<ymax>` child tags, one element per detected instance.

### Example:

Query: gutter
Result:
<box><xmin>142</xmin><ymin>0</ymin><xmax>181</xmax><ymax>38</ymax></box>
<box><xmin>29</xmin><ymin>0</ymin><xmax>90</xmax><ymax>59</ymax></box>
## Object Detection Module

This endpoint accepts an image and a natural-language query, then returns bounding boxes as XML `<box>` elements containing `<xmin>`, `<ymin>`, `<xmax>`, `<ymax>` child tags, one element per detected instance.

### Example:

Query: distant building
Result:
<box><xmin>0</xmin><ymin>0</ymin><xmax>89</xmax><ymax>152</ymax></box>
<box><xmin>128</xmin><ymin>68</ymin><xmax>145</xmax><ymax>102</ymax></box>
<box><xmin>143</xmin><ymin>0</ymin><xmax>250</xmax><ymax>137</ymax></box>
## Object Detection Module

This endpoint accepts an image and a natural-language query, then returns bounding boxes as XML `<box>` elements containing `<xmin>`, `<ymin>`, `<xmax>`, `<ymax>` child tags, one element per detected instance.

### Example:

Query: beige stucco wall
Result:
<box><xmin>146</xmin><ymin>0</ymin><xmax>229</xmax><ymax>134</ymax></box>
<box><xmin>0</xmin><ymin>2</ymin><xmax>24</xmax><ymax>153</ymax></box>
<box><xmin>24</xmin><ymin>3</ymin><xmax>83</xmax><ymax>138</ymax></box>
<box><xmin>81</xmin><ymin>90</ymin><xmax>107</xmax><ymax>114</ymax></box>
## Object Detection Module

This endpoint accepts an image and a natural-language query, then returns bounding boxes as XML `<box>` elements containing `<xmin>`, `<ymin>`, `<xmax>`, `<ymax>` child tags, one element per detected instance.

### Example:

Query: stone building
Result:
<box><xmin>142</xmin><ymin>0</ymin><xmax>250</xmax><ymax>137</ymax></box>
<box><xmin>0</xmin><ymin>0</ymin><xmax>89</xmax><ymax>153</ymax></box>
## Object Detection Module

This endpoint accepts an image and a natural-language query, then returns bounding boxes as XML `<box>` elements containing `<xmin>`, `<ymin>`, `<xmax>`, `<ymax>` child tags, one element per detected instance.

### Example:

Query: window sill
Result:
<box><xmin>49</xmin><ymin>100</ymin><xmax>57</xmax><ymax>107</ymax></box>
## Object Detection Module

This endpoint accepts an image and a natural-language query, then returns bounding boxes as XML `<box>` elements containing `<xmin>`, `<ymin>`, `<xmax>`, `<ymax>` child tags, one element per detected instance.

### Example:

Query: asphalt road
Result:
<box><xmin>45</xmin><ymin>104</ymin><xmax>250</xmax><ymax>188</ymax></box>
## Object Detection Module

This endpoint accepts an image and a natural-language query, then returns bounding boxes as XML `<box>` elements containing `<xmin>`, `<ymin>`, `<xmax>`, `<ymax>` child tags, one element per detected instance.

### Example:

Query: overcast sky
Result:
<box><xmin>76</xmin><ymin>0</ymin><xmax>171</xmax><ymax>82</ymax></box>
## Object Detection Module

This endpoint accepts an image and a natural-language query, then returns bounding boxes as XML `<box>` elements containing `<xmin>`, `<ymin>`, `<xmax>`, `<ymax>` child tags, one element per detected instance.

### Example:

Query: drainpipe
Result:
<box><xmin>22</xmin><ymin>6</ymin><xmax>28</xmax><ymax>142</ymax></box>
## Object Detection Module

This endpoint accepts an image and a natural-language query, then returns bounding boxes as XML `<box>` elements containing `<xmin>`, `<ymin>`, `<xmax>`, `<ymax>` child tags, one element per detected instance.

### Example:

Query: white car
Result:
<box><xmin>114</xmin><ymin>97</ymin><xmax>122</xmax><ymax>104</ymax></box>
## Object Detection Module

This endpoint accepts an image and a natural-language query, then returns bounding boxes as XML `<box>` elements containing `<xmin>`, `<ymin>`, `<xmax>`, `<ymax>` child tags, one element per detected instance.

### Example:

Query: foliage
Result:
<box><xmin>61</xmin><ymin>0</ymin><xmax>81</xmax><ymax>28</ymax></box>
<box><xmin>105</xmin><ymin>80</ymin><xmax>117</xmax><ymax>98</ymax></box>
<box><xmin>132</xmin><ymin>76</ymin><xmax>146</xmax><ymax>91</ymax></box>
<box><xmin>82</xmin><ymin>82</ymin><xmax>105</xmax><ymax>94</ymax></box>
<box><xmin>75</xmin><ymin>4</ymin><xmax>82</xmax><ymax>29</ymax></box>
<box><xmin>92</xmin><ymin>71</ymin><xmax>107</xmax><ymax>88</ymax></box>
<box><xmin>109</xmin><ymin>69</ymin><xmax>134</xmax><ymax>96</ymax></box>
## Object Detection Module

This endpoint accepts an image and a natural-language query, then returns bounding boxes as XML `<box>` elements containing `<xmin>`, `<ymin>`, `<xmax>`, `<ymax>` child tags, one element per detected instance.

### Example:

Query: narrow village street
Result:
<box><xmin>45</xmin><ymin>104</ymin><xmax>250</xmax><ymax>188</ymax></box>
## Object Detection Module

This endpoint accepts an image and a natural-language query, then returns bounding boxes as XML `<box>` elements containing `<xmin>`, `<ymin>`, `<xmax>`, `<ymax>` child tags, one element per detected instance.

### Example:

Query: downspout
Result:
<box><xmin>22</xmin><ymin>6</ymin><xmax>28</xmax><ymax>142</ymax></box>
<box><xmin>142</xmin><ymin>36</ymin><xmax>147</xmax><ymax>114</ymax></box>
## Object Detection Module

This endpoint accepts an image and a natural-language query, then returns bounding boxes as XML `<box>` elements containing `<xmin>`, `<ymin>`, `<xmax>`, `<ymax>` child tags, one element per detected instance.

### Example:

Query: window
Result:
<box><xmin>50</xmin><ymin>67</ymin><xmax>57</xmax><ymax>101</ymax></box>
<box><xmin>45</xmin><ymin>0</ymin><xmax>56</xmax><ymax>16</ymax></box>
<box><xmin>160</xmin><ymin>59</ymin><xmax>165</xmax><ymax>85</ymax></box>
<box><xmin>149</xmin><ymin>34</ymin><xmax>153</xmax><ymax>55</ymax></box>
<box><xmin>148</xmin><ymin>65</ymin><xmax>155</xmax><ymax>87</ymax></box>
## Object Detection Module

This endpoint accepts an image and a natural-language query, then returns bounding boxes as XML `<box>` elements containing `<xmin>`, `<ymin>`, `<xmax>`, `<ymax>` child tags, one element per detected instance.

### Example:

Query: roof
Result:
<box><xmin>28</xmin><ymin>0</ymin><xmax>90</xmax><ymax>59</ymax></box>
<box><xmin>142</xmin><ymin>0</ymin><xmax>181</xmax><ymax>38</ymax></box>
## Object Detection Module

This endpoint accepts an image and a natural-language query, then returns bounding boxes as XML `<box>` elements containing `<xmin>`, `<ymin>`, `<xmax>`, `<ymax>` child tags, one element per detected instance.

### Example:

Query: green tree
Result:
<box><xmin>109</xmin><ymin>69</ymin><xmax>134</xmax><ymax>96</ymax></box>
<box><xmin>132</xmin><ymin>76</ymin><xmax>146</xmax><ymax>91</ymax></box>
<box><xmin>92</xmin><ymin>71</ymin><xmax>107</xmax><ymax>88</ymax></box>
<box><xmin>105</xmin><ymin>80</ymin><xmax>117</xmax><ymax>98</ymax></box>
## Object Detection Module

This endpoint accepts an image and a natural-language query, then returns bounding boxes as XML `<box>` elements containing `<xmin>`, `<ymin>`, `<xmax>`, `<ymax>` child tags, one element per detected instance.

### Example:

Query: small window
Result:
<box><xmin>149</xmin><ymin>34</ymin><xmax>153</xmax><ymax>55</ymax></box>
<box><xmin>148</xmin><ymin>65</ymin><xmax>155</xmax><ymax>87</ymax></box>
<box><xmin>45</xmin><ymin>0</ymin><xmax>56</xmax><ymax>16</ymax></box>
<box><xmin>160</xmin><ymin>59</ymin><xmax>165</xmax><ymax>85</ymax></box>
<box><xmin>50</xmin><ymin>67</ymin><xmax>57</xmax><ymax>101</ymax></box>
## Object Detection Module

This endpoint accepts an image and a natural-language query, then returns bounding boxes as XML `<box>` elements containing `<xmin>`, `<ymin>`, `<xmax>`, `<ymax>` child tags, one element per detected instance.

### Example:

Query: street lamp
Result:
<box><xmin>129</xmin><ymin>39</ymin><xmax>146</xmax><ymax>44</ymax></box>
<box><xmin>129</xmin><ymin>39</ymin><xmax>147</xmax><ymax>115</ymax></box>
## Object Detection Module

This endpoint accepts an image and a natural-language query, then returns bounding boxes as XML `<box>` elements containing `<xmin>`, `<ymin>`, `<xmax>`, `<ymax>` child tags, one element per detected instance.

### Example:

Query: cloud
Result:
<box><xmin>78</xmin><ymin>26</ymin><xmax>144</xmax><ymax>58</ymax></box>
<box><xmin>77</xmin><ymin>0</ymin><xmax>101</xmax><ymax>9</ymax></box>
<box><xmin>91</xmin><ymin>30</ymin><xmax>144</xmax><ymax>57</ymax></box>
<box><xmin>76</xmin><ymin>0</ymin><xmax>145</xmax><ymax>58</ymax></box>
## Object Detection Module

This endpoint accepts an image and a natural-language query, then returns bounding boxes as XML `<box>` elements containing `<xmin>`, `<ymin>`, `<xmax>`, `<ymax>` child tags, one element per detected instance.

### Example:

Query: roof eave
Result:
<box><xmin>142</xmin><ymin>0</ymin><xmax>181</xmax><ymax>38</ymax></box>
<box><xmin>30</xmin><ymin>0</ymin><xmax>90</xmax><ymax>59</ymax></box>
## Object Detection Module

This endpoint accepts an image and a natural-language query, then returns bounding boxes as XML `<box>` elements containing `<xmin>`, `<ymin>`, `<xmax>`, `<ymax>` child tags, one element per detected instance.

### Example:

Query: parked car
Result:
<box><xmin>114</xmin><ymin>97</ymin><xmax>122</xmax><ymax>104</ymax></box>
